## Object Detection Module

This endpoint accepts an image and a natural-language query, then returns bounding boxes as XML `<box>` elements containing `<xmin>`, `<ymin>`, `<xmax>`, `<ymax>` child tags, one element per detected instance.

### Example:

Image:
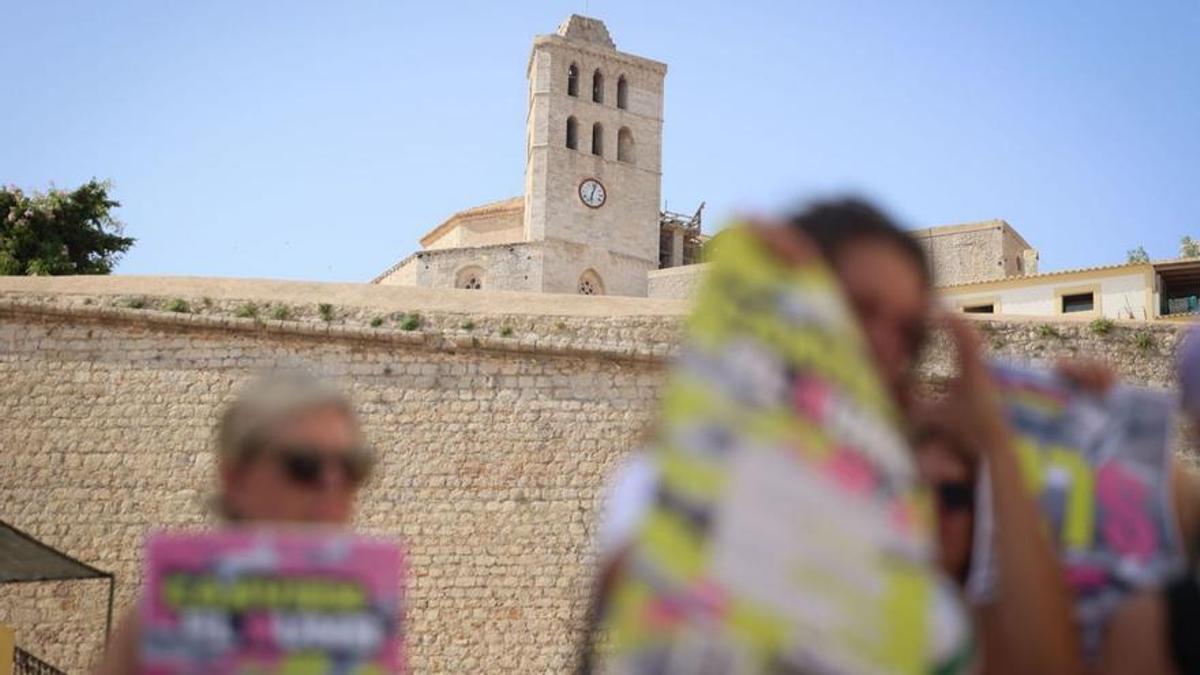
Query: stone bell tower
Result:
<box><xmin>523</xmin><ymin>15</ymin><xmax>667</xmax><ymax>296</ymax></box>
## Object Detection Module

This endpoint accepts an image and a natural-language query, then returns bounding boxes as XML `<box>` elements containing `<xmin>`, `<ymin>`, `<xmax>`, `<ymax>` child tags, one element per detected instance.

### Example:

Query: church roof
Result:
<box><xmin>418</xmin><ymin>196</ymin><xmax>524</xmax><ymax>248</ymax></box>
<box><xmin>555</xmin><ymin>15</ymin><xmax>615</xmax><ymax>49</ymax></box>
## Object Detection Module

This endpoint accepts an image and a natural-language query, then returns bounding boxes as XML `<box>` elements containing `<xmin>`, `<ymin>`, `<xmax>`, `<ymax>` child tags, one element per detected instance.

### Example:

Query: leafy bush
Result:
<box><xmin>1089</xmin><ymin>318</ymin><xmax>1114</xmax><ymax>335</ymax></box>
<box><xmin>317</xmin><ymin>303</ymin><xmax>335</xmax><ymax>322</ymax></box>
<box><xmin>235</xmin><ymin>302</ymin><xmax>258</xmax><ymax>319</ymax></box>
<box><xmin>370</xmin><ymin>316</ymin><xmax>384</xmax><ymax>328</ymax></box>
<box><xmin>399</xmin><ymin>313</ymin><xmax>421</xmax><ymax>331</ymax></box>
<box><xmin>270</xmin><ymin>305</ymin><xmax>291</xmax><ymax>321</ymax></box>
<box><xmin>125</xmin><ymin>296</ymin><xmax>147</xmax><ymax>309</ymax></box>
<box><xmin>500</xmin><ymin>325</ymin><xmax>514</xmax><ymax>337</ymax></box>
<box><xmin>0</xmin><ymin>180</ymin><xmax>134</xmax><ymax>275</ymax></box>
<box><xmin>461</xmin><ymin>320</ymin><xmax>476</xmax><ymax>331</ymax></box>
<box><xmin>164</xmin><ymin>298</ymin><xmax>190</xmax><ymax>313</ymax></box>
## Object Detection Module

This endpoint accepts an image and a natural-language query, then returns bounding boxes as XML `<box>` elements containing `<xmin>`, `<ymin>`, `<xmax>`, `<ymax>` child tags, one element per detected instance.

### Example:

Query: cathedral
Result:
<box><xmin>371</xmin><ymin>15</ymin><xmax>703</xmax><ymax>297</ymax></box>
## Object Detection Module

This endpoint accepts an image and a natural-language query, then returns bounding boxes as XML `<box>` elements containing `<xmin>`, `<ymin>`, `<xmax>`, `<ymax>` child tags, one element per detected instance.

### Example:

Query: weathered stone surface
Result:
<box><xmin>0</xmin><ymin>295</ymin><xmax>671</xmax><ymax>673</ymax></box>
<box><xmin>0</xmin><ymin>283</ymin><xmax>1192</xmax><ymax>673</ymax></box>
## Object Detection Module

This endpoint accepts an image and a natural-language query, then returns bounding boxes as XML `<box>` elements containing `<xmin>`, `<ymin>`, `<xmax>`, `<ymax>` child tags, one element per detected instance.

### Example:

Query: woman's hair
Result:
<box><xmin>216</xmin><ymin>370</ymin><xmax>358</xmax><ymax>467</ymax></box>
<box><xmin>787</xmin><ymin>197</ymin><xmax>932</xmax><ymax>287</ymax></box>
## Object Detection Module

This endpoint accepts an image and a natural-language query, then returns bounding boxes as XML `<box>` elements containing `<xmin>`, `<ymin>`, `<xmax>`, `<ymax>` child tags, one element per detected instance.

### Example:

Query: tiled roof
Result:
<box><xmin>938</xmin><ymin>261</ymin><xmax>1150</xmax><ymax>290</ymax></box>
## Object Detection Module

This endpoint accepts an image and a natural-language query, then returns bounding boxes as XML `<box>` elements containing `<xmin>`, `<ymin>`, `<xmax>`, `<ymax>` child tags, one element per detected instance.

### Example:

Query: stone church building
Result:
<box><xmin>369</xmin><ymin>14</ymin><xmax>1041</xmax><ymax>300</ymax></box>
<box><xmin>372</xmin><ymin>13</ymin><xmax>1200</xmax><ymax>316</ymax></box>
<box><xmin>372</xmin><ymin>15</ymin><xmax>702</xmax><ymax>297</ymax></box>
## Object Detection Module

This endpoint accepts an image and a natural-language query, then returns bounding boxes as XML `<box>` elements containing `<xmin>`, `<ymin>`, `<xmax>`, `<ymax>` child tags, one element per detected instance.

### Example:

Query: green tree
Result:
<box><xmin>0</xmin><ymin>180</ymin><xmax>134</xmax><ymax>275</ymax></box>
<box><xmin>1126</xmin><ymin>245</ymin><xmax>1150</xmax><ymax>263</ymax></box>
<box><xmin>1182</xmin><ymin>236</ymin><xmax>1200</xmax><ymax>259</ymax></box>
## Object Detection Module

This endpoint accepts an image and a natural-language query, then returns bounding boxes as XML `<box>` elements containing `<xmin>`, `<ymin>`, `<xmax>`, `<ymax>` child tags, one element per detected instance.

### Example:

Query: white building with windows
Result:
<box><xmin>372</xmin><ymin>15</ymin><xmax>703</xmax><ymax>297</ymax></box>
<box><xmin>941</xmin><ymin>257</ymin><xmax>1200</xmax><ymax>322</ymax></box>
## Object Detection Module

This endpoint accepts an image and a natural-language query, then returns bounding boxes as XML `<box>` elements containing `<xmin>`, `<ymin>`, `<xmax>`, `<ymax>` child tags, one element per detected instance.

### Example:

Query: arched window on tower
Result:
<box><xmin>592</xmin><ymin>69</ymin><xmax>604</xmax><ymax>103</ymax></box>
<box><xmin>578</xmin><ymin>269</ymin><xmax>604</xmax><ymax>296</ymax></box>
<box><xmin>617</xmin><ymin>127</ymin><xmax>634</xmax><ymax>163</ymax></box>
<box><xmin>567</xmin><ymin>63</ymin><xmax>579</xmax><ymax>97</ymax></box>
<box><xmin>617</xmin><ymin>75</ymin><xmax>628</xmax><ymax>110</ymax></box>
<box><xmin>455</xmin><ymin>266</ymin><xmax>485</xmax><ymax>290</ymax></box>
<box><xmin>591</xmin><ymin>123</ymin><xmax>604</xmax><ymax>157</ymax></box>
<box><xmin>566</xmin><ymin>116</ymin><xmax>578</xmax><ymax>150</ymax></box>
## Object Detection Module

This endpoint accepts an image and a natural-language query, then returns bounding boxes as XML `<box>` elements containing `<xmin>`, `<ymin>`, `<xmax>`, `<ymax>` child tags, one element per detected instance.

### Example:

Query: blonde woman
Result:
<box><xmin>94</xmin><ymin>371</ymin><xmax>375</xmax><ymax>673</ymax></box>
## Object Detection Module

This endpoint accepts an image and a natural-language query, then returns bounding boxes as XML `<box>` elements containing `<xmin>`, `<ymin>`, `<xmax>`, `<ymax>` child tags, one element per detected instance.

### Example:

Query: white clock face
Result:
<box><xmin>579</xmin><ymin>179</ymin><xmax>606</xmax><ymax>208</ymax></box>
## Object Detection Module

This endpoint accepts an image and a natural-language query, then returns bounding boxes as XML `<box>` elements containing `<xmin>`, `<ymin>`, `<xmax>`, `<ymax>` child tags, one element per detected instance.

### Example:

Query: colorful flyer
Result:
<box><xmin>598</xmin><ymin>225</ymin><xmax>955</xmax><ymax>674</ymax></box>
<box><xmin>967</xmin><ymin>362</ymin><xmax>1184</xmax><ymax>649</ymax></box>
<box><xmin>141</xmin><ymin>529</ymin><xmax>404</xmax><ymax>674</ymax></box>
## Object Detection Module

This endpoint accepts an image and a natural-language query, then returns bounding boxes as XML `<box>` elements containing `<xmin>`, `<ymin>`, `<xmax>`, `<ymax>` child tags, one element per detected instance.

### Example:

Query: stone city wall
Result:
<box><xmin>646</xmin><ymin>263</ymin><xmax>708</xmax><ymax>300</ymax></box>
<box><xmin>0</xmin><ymin>277</ymin><xmax>1192</xmax><ymax>673</ymax></box>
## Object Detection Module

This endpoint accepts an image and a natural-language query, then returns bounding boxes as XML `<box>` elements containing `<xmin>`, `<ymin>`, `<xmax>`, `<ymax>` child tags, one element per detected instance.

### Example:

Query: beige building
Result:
<box><xmin>941</xmin><ymin>257</ymin><xmax>1200</xmax><ymax>322</ymax></box>
<box><xmin>373</xmin><ymin>15</ymin><xmax>702</xmax><ymax>297</ymax></box>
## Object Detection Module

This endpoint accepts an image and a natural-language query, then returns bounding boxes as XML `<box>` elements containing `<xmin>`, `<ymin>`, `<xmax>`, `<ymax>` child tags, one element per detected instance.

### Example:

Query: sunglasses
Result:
<box><xmin>936</xmin><ymin>481</ymin><xmax>975</xmax><ymax>512</ymax></box>
<box><xmin>268</xmin><ymin>445</ymin><xmax>374</xmax><ymax>488</ymax></box>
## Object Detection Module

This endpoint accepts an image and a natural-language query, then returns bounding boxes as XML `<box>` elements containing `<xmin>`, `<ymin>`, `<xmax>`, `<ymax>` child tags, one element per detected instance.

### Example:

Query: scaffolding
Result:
<box><xmin>659</xmin><ymin>202</ymin><xmax>706</xmax><ymax>268</ymax></box>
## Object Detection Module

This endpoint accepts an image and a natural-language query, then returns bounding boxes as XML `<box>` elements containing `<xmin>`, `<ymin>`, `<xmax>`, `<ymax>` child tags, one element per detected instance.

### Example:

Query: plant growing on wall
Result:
<box><xmin>370</xmin><ymin>316</ymin><xmax>384</xmax><ymax>327</ymax></box>
<box><xmin>461</xmin><ymin>320</ymin><xmax>476</xmax><ymax>331</ymax></box>
<box><xmin>317</xmin><ymin>303</ymin><xmax>335</xmax><ymax>322</ymax></box>
<box><xmin>399</xmin><ymin>313</ymin><xmax>421</xmax><ymax>331</ymax></box>
<box><xmin>0</xmin><ymin>180</ymin><xmax>135</xmax><ymax>275</ymax></box>
<box><xmin>164</xmin><ymin>298</ymin><xmax>189</xmax><ymax>313</ymax></box>
<box><xmin>271</xmin><ymin>305</ymin><xmax>291</xmax><ymax>321</ymax></box>
<box><xmin>1090</xmin><ymin>318</ymin><xmax>1114</xmax><ymax>335</ymax></box>
<box><xmin>500</xmin><ymin>325</ymin><xmax>514</xmax><ymax>337</ymax></box>
<box><xmin>1133</xmin><ymin>331</ymin><xmax>1154</xmax><ymax>351</ymax></box>
<box><xmin>1036</xmin><ymin>324</ymin><xmax>1061</xmax><ymax>339</ymax></box>
<box><xmin>235</xmin><ymin>302</ymin><xmax>259</xmax><ymax>319</ymax></box>
<box><xmin>125</xmin><ymin>296</ymin><xmax>147</xmax><ymax>309</ymax></box>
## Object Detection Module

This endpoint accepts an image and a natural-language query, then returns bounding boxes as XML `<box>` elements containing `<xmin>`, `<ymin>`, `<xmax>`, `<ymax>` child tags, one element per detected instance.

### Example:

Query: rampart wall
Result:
<box><xmin>0</xmin><ymin>276</ymin><xmax>1191</xmax><ymax>672</ymax></box>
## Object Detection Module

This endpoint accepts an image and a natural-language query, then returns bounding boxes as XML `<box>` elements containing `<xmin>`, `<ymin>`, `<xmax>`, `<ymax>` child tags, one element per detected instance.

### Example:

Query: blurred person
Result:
<box><xmin>598</xmin><ymin>198</ymin><xmax>936</xmax><ymax>551</ymax></box>
<box><xmin>920</xmin><ymin>319</ymin><xmax>1083</xmax><ymax>675</ymax></box>
<box><xmin>920</xmin><ymin>354</ymin><xmax>1200</xmax><ymax>675</ymax></box>
<box><xmin>911</xmin><ymin>416</ymin><xmax>976</xmax><ymax>586</ymax></box>
<box><xmin>587</xmin><ymin>199</ymin><xmax>1081</xmax><ymax>674</ymax></box>
<box><xmin>593</xmin><ymin>199</ymin><xmax>936</xmax><ymax>581</ymax></box>
<box><xmin>1090</xmin><ymin>331</ymin><xmax>1200</xmax><ymax>675</ymax></box>
<box><xmin>94</xmin><ymin>371</ymin><xmax>375</xmax><ymax>674</ymax></box>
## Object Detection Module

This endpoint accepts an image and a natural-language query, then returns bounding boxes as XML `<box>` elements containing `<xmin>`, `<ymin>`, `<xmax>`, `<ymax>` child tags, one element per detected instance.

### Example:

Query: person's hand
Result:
<box><xmin>1056</xmin><ymin>358</ymin><xmax>1116</xmax><ymax>396</ymax></box>
<box><xmin>941</xmin><ymin>311</ymin><xmax>1012</xmax><ymax>457</ymax></box>
<box><xmin>745</xmin><ymin>219</ymin><xmax>816</xmax><ymax>268</ymax></box>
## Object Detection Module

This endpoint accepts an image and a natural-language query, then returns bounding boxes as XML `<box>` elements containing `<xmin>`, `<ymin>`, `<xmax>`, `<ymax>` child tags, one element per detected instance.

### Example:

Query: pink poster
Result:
<box><xmin>141</xmin><ymin>529</ymin><xmax>404</xmax><ymax>674</ymax></box>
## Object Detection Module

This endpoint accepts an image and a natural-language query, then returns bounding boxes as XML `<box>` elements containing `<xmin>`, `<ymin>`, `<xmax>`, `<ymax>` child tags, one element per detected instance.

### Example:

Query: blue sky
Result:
<box><xmin>4</xmin><ymin>1</ymin><xmax>1198</xmax><ymax>281</ymax></box>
